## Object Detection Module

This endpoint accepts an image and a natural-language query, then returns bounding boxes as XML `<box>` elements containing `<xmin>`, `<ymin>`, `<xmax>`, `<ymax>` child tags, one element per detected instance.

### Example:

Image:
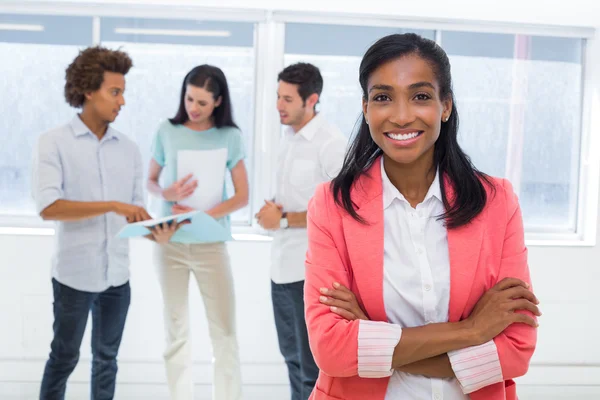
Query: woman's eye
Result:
<box><xmin>373</xmin><ymin>94</ymin><xmax>390</xmax><ymax>102</ymax></box>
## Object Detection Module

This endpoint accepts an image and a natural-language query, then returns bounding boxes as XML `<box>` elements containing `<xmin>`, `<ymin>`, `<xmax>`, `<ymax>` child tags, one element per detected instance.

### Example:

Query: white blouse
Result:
<box><xmin>357</xmin><ymin>159</ymin><xmax>503</xmax><ymax>399</ymax></box>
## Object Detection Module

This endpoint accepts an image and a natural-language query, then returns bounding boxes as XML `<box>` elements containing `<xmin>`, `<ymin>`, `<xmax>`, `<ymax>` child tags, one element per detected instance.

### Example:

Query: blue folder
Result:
<box><xmin>117</xmin><ymin>210</ymin><xmax>233</xmax><ymax>242</ymax></box>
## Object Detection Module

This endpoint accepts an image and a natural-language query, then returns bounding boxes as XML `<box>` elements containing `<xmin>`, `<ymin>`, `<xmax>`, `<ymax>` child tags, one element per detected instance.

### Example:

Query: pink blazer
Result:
<box><xmin>305</xmin><ymin>159</ymin><xmax>536</xmax><ymax>400</ymax></box>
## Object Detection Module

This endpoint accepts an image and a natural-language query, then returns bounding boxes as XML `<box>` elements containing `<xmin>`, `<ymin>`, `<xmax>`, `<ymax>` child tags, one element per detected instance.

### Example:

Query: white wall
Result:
<box><xmin>2</xmin><ymin>212</ymin><xmax>600</xmax><ymax>399</ymax></box>
<box><xmin>2</xmin><ymin>0</ymin><xmax>600</xmax><ymax>399</ymax></box>
<box><xmin>0</xmin><ymin>237</ymin><xmax>288</xmax><ymax>399</ymax></box>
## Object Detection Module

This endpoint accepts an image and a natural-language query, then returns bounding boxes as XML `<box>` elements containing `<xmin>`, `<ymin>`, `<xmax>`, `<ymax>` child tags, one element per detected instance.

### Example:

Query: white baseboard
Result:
<box><xmin>2</xmin><ymin>359</ymin><xmax>599</xmax><ymax>399</ymax></box>
<box><xmin>0</xmin><ymin>358</ymin><xmax>289</xmax><ymax>385</ymax></box>
<box><xmin>2</xmin><ymin>382</ymin><xmax>600</xmax><ymax>400</ymax></box>
<box><xmin>517</xmin><ymin>364</ymin><xmax>600</xmax><ymax>386</ymax></box>
<box><xmin>0</xmin><ymin>382</ymin><xmax>290</xmax><ymax>400</ymax></box>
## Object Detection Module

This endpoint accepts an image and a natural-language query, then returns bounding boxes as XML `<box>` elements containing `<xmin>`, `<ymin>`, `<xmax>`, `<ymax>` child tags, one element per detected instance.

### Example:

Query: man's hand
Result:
<box><xmin>112</xmin><ymin>202</ymin><xmax>152</xmax><ymax>223</ymax></box>
<box><xmin>255</xmin><ymin>200</ymin><xmax>283</xmax><ymax>230</ymax></box>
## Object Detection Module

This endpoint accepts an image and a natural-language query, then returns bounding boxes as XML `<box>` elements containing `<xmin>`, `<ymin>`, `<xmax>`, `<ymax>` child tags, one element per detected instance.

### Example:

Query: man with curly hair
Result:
<box><xmin>32</xmin><ymin>46</ymin><xmax>181</xmax><ymax>400</ymax></box>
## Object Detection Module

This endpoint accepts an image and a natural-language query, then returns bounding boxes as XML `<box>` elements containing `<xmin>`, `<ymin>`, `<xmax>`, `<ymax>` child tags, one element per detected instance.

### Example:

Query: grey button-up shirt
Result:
<box><xmin>32</xmin><ymin>115</ymin><xmax>145</xmax><ymax>292</ymax></box>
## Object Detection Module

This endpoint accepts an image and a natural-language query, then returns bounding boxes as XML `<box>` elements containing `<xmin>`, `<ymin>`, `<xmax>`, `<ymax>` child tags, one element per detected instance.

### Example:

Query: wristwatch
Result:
<box><xmin>280</xmin><ymin>212</ymin><xmax>289</xmax><ymax>229</ymax></box>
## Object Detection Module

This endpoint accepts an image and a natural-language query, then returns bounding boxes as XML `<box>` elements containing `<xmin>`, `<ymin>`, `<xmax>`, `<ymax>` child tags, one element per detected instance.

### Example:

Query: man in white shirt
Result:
<box><xmin>256</xmin><ymin>63</ymin><xmax>347</xmax><ymax>400</ymax></box>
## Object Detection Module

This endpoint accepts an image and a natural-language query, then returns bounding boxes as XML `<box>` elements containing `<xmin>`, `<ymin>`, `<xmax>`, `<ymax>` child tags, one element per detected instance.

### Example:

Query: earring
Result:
<box><xmin>366</xmin><ymin>119</ymin><xmax>369</xmax><ymax>125</ymax></box>
<box><xmin>444</xmin><ymin>116</ymin><xmax>449</xmax><ymax>122</ymax></box>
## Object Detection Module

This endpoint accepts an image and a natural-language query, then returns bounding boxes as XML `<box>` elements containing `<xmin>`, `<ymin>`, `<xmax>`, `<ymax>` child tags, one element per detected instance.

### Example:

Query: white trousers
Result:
<box><xmin>154</xmin><ymin>242</ymin><xmax>242</xmax><ymax>400</ymax></box>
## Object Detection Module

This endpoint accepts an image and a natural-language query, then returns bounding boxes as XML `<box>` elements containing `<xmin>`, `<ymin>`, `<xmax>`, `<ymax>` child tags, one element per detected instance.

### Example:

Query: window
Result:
<box><xmin>442</xmin><ymin>31</ymin><xmax>584</xmax><ymax>232</ymax></box>
<box><xmin>0</xmin><ymin>14</ymin><xmax>93</xmax><ymax>216</ymax></box>
<box><xmin>0</xmin><ymin>7</ymin><xmax>593</xmax><ymax>242</ymax></box>
<box><xmin>100</xmin><ymin>17</ymin><xmax>256</xmax><ymax>224</ymax></box>
<box><xmin>283</xmin><ymin>23</ymin><xmax>585</xmax><ymax>235</ymax></box>
<box><xmin>0</xmin><ymin>14</ymin><xmax>256</xmax><ymax>224</ymax></box>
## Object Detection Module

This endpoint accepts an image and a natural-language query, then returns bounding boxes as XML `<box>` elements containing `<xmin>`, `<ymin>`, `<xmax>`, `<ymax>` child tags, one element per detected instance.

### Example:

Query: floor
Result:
<box><xmin>2</xmin><ymin>383</ymin><xmax>600</xmax><ymax>399</ymax></box>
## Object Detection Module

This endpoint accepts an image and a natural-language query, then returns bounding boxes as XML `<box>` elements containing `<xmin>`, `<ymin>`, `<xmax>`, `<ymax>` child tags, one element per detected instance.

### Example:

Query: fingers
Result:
<box><xmin>319</xmin><ymin>295</ymin><xmax>352</xmax><ymax>310</ymax></box>
<box><xmin>509</xmin><ymin>299</ymin><xmax>542</xmax><ymax>316</ymax></box>
<box><xmin>503</xmin><ymin>286</ymin><xmax>539</xmax><ymax>304</ymax></box>
<box><xmin>330</xmin><ymin>306</ymin><xmax>358</xmax><ymax>321</ymax></box>
<box><xmin>495</xmin><ymin>277</ymin><xmax>530</xmax><ymax>291</ymax></box>
<box><xmin>180</xmin><ymin>188</ymin><xmax>196</xmax><ymax>199</ymax></box>
<box><xmin>264</xmin><ymin>201</ymin><xmax>280</xmax><ymax>210</ymax></box>
<box><xmin>174</xmin><ymin>181</ymin><xmax>197</xmax><ymax>201</ymax></box>
<box><xmin>150</xmin><ymin>222</ymin><xmax>177</xmax><ymax>243</ymax></box>
<box><xmin>132</xmin><ymin>212</ymin><xmax>143</xmax><ymax>223</ymax></box>
<box><xmin>512</xmin><ymin>312</ymin><xmax>539</xmax><ymax>328</ymax></box>
<box><xmin>176</xmin><ymin>220</ymin><xmax>191</xmax><ymax>228</ymax></box>
<box><xmin>176</xmin><ymin>173</ymin><xmax>194</xmax><ymax>185</ymax></box>
<box><xmin>172</xmin><ymin>205</ymin><xmax>187</xmax><ymax>215</ymax></box>
<box><xmin>181</xmin><ymin>180</ymin><xmax>198</xmax><ymax>192</ymax></box>
<box><xmin>140</xmin><ymin>208</ymin><xmax>152</xmax><ymax>221</ymax></box>
<box><xmin>320</xmin><ymin>286</ymin><xmax>353</xmax><ymax>302</ymax></box>
<box><xmin>160</xmin><ymin>222</ymin><xmax>172</xmax><ymax>233</ymax></box>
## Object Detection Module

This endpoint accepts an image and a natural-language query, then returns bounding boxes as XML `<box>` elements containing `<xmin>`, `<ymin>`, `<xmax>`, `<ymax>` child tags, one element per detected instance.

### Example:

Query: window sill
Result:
<box><xmin>0</xmin><ymin>225</ymin><xmax>594</xmax><ymax>246</ymax></box>
<box><xmin>0</xmin><ymin>217</ymin><xmax>594</xmax><ymax>245</ymax></box>
<box><xmin>0</xmin><ymin>225</ymin><xmax>274</xmax><ymax>242</ymax></box>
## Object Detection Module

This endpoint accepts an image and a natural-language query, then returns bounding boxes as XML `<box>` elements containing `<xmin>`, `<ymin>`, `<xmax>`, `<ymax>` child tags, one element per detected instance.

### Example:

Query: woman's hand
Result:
<box><xmin>172</xmin><ymin>203</ymin><xmax>195</xmax><ymax>215</ymax></box>
<box><xmin>466</xmin><ymin>277</ymin><xmax>541</xmax><ymax>344</ymax></box>
<box><xmin>149</xmin><ymin>220</ymin><xmax>190</xmax><ymax>244</ymax></box>
<box><xmin>319</xmin><ymin>282</ymin><xmax>369</xmax><ymax>321</ymax></box>
<box><xmin>162</xmin><ymin>173</ymin><xmax>198</xmax><ymax>202</ymax></box>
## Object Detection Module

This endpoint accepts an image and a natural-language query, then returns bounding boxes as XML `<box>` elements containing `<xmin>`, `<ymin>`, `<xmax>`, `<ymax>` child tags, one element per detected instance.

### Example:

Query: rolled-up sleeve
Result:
<box><xmin>358</xmin><ymin>320</ymin><xmax>402</xmax><ymax>378</ymax></box>
<box><xmin>448</xmin><ymin>340</ymin><xmax>503</xmax><ymax>393</ymax></box>
<box><xmin>32</xmin><ymin>134</ymin><xmax>63</xmax><ymax>214</ymax></box>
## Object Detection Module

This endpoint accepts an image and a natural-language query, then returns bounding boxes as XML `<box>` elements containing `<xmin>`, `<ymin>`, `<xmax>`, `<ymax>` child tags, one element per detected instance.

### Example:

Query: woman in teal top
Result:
<box><xmin>147</xmin><ymin>65</ymin><xmax>248</xmax><ymax>400</ymax></box>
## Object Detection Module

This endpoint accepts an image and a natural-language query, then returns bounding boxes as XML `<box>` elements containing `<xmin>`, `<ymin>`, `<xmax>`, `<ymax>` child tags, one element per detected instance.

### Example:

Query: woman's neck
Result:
<box><xmin>184</xmin><ymin>118</ymin><xmax>214</xmax><ymax>132</ymax></box>
<box><xmin>383</xmin><ymin>152</ymin><xmax>437</xmax><ymax>208</ymax></box>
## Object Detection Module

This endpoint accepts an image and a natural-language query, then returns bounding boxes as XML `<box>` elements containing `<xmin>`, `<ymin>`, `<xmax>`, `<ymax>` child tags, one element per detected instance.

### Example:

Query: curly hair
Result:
<box><xmin>64</xmin><ymin>46</ymin><xmax>133</xmax><ymax>108</ymax></box>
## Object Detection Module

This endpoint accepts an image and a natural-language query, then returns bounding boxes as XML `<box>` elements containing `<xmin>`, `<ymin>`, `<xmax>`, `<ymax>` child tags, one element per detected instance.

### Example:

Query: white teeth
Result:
<box><xmin>387</xmin><ymin>132</ymin><xmax>420</xmax><ymax>141</ymax></box>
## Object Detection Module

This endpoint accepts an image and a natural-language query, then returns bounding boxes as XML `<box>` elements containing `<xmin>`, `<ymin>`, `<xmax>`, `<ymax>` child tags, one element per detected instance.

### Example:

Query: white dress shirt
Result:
<box><xmin>356</xmin><ymin>158</ymin><xmax>503</xmax><ymax>399</ymax></box>
<box><xmin>271</xmin><ymin>113</ymin><xmax>347</xmax><ymax>284</ymax></box>
<box><xmin>381</xmin><ymin>159</ymin><xmax>467</xmax><ymax>400</ymax></box>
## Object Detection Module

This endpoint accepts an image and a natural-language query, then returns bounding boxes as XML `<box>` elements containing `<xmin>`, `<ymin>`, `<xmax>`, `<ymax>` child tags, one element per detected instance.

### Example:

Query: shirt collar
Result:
<box><xmin>70</xmin><ymin>114</ymin><xmax>119</xmax><ymax>140</ymax></box>
<box><xmin>286</xmin><ymin>113</ymin><xmax>323</xmax><ymax>142</ymax></box>
<box><xmin>381</xmin><ymin>157</ymin><xmax>442</xmax><ymax>209</ymax></box>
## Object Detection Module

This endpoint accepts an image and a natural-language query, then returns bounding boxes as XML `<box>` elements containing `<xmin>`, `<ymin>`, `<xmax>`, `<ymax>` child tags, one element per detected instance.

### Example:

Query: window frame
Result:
<box><xmin>0</xmin><ymin>1</ymin><xmax>597</xmax><ymax>246</ymax></box>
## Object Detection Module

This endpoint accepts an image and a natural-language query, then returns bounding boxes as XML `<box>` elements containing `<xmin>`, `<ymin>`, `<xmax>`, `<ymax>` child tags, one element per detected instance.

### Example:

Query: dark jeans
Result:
<box><xmin>39</xmin><ymin>278</ymin><xmax>131</xmax><ymax>400</ymax></box>
<box><xmin>271</xmin><ymin>280</ymin><xmax>319</xmax><ymax>400</ymax></box>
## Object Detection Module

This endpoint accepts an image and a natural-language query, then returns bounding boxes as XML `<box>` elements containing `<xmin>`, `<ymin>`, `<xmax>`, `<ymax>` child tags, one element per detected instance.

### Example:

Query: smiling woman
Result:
<box><xmin>364</xmin><ymin>57</ymin><xmax>451</xmax><ymax>168</ymax></box>
<box><xmin>305</xmin><ymin>33</ymin><xmax>538</xmax><ymax>400</ymax></box>
<box><xmin>333</xmin><ymin>35</ymin><xmax>492</xmax><ymax>228</ymax></box>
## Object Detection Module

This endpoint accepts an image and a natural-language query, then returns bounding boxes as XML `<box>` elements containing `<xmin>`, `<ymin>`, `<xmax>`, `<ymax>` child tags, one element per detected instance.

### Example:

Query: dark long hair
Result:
<box><xmin>169</xmin><ymin>64</ymin><xmax>238</xmax><ymax>129</ymax></box>
<box><xmin>331</xmin><ymin>33</ymin><xmax>493</xmax><ymax>229</ymax></box>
